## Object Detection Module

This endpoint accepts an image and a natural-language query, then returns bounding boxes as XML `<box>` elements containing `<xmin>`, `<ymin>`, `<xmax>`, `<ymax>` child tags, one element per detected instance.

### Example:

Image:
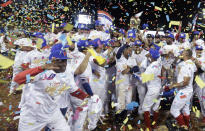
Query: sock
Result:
<box><xmin>183</xmin><ymin>115</ymin><xmax>190</xmax><ymax>127</ymax></box>
<box><xmin>176</xmin><ymin>114</ymin><xmax>186</xmax><ymax>126</ymax></box>
<box><xmin>152</xmin><ymin>111</ymin><xmax>159</xmax><ymax>129</ymax></box>
<box><xmin>144</xmin><ymin>111</ymin><xmax>151</xmax><ymax>130</ymax></box>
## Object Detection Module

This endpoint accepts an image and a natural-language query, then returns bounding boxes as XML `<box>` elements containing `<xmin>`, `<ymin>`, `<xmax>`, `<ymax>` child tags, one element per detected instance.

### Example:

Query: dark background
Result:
<box><xmin>0</xmin><ymin>0</ymin><xmax>204</xmax><ymax>32</ymax></box>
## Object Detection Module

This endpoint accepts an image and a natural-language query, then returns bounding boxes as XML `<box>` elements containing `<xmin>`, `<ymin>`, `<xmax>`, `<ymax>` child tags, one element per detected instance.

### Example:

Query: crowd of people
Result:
<box><xmin>0</xmin><ymin>16</ymin><xmax>205</xmax><ymax>131</ymax></box>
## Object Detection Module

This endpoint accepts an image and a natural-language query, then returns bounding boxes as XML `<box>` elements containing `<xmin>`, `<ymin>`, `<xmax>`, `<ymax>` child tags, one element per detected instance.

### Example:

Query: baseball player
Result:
<box><xmin>193</xmin><ymin>46</ymin><xmax>205</xmax><ymax>123</ymax></box>
<box><xmin>14</xmin><ymin>47</ymin><xmax>89</xmax><ymax>131</ymax></box>
<box><xmin>9</xmin><ymin>37</ymin><xmax>35</xmax><ymax>94</ymax></box>
<box><xmin>142</xmin><ymin>48</ymin><xmax>162</xmax><ymax>130</ymax></box>
<box><xmin>115</xmin><ymin>44</ymin><xmax>136</xmax><ymax>111</ymax></box>
<box><xmin>169</xmin><ymin>49</ymin><xmax>197</xmax><ymax>130</ymax></box>
<box><xmin>130</xmin><ymin>40</ymin><xmax>148</xmax><ymax>116</ymax></box>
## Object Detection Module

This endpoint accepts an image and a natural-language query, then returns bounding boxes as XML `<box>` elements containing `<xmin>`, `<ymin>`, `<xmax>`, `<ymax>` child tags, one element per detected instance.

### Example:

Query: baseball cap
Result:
<box><xmin>146</xmin><ymin>34</ymin><xmax>154</xmax><ymax>38</ymax></box>
<box><xmin>168</xmin><ymin>34</ymin><xmax>174</xmax><ymax>39</ymax></box>
<box><xmin>119</xmin><ymin>28</ymin><xmax>125</xmax><ymax>35</ymax></box>
<box><xmin>142</xmin><ymin>24</ymin><xmax>148</xmax><ymax>30</ymax></box>
<box><xmin>155</xmin><ymin>34</ymin><xmax>160</xmax><ymax>38</ymax></box>
<box><xmin>60</xmin><ymin>23</ymin><xmax>67</xmax><ymax>28</ymax></box>
<box><xmin>149</xmin><ymin>48</ymin><xmax>160</xmax><ymax>60</ymax></box>
<box><xmin>128</xmin><ymin>29</ymin><xmax>136</xmax><ymax>39</ymax></box>
<box><xmin>95</xmin><ymin>20</ymin><xmax>104</xmax><ymax>26</ymax></box>
<box><xmin>49</xmin><ymin>49</ymin><xmax>68</xmax><ymax>60</ymax></box>
<box><xmin>152</xmin><ymin>43</ymin><xmax>161</xmax><ymax>50</ymax></box>
<box><xmin>165</xmin><ymin>30</ymin><xmax>171</xmax><ymax>34</ymax></box>
<box><xmin>77</xmin><ymin>23</ymin><xmax>87</xmax><ymax>30</ymax></box>
<box><xmin>179</xmin><ymin>33</ymin><xmax>186</xmax><ymax>39</ymax></box>
<box><xmin>51</xmin><ymin>43</ymin><xmax>69</xmax><ymax>53</ymax></box>
<box><xmin>134</xmin><ymin>40</ymin><xmax>143</xmax><ymax>46</ymax></box>
<box><xmin>196</xmin><ymin>45</ymin><xmax>203</xmax><ymax>50</ymax></box>
<box><xmin>102</xmin><ymin>39</ymin><xmax>110</xmax><ymax>47</ymax></box>
<box><xmin>193</xmin><ymin>31</ymin><xmax>200</xmax><ymax>35</ymax></box>
<box><xmin>77</xmin><ymin>40</ymin><xmax>89</xmax><ymax>51</ymax></box>
<box><xmin>31</xmin><ymin>32</ymin><xmax>44</xmax><ymax>38</ymax></box>
<box><xmin>91</xmin><ymin>38</ymin><xmax>102</xmax><ymax>48</ymax></box>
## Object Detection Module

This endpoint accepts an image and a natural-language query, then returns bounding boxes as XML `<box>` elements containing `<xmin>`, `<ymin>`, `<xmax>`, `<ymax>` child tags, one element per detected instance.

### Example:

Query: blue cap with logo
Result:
<box><xmin>128</xmin><ymin>29</ymin><xmax>136</xmax><ymax>39</ymax></box>
<box><xmin>31</xmin><ymin>32</ymin><xmax>44</xmax><ymax>38</ymax></box>
<box><xmin>149</xmin><ymin>48</ymin><xmax>160</xmax><ymax>60</ymax></box>
<box><xmin>77</xmin><ymin>23</ymin><xmax>87</xmax><ymax>30</ymax></box>
<box><xmin>51</xmin><ymin>43</ymin><xmax>69</xmax><ymax>53</ymax></box>
<box><xmin>90</xmin><ymin>38</ymin><xmax>102</xmax><ymax>48</ymax></box>
<box><xmin>196</xmin><ymin>45</ymin><xmax>203</xmax><ymax>50</ymax></box>
<box><xmin>142</xmin><ymin>24</ymin><xmax>149</xmax><ymax>30</ymax></box>
<box><xmin>134</xmin><ymin>40</ymin><xmax>143</xmax><ymax>46</ymax></box>
<box><xmin>77</xmin><ymin>40</ymin><xmax>90</xmax><ymax>51</ymax></box>
<box><xmin>146</xmin><ymin>34</ymin><xmax>154</xmax><ymax>38</ymax></box>
<box><xmin>49</xmin><ymin>44</ymin><xmax>68</xmax><ymax>60</ymax></box>
<box><xmin>119</xmin><ymin>28</ymin><xmax>125</xmax><ymax>35</ymax></box>
<box><xmin>168</xmin><ymin>33</ymin><xmax>174</xmax><ymax>39</ymax></box>
<box><xmin>194</xmin><ymin>31</ymin><xmax>200</xmax><ymax>35</ymax></box>
<box><xmin>179</xmin><ymin>33</ymin><xmax>186</xmax><ymax>39</ymax></box>
<box><xmin>95</xmin><ymin>20</ymin><xmax>104</xmax><ymax>26</ymax></box>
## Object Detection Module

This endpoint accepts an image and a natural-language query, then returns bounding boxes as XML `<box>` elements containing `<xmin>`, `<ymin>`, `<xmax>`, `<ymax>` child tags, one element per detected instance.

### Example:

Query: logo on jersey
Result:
<box><xmin>43</xmin><ymin>73</ymin><xmax>56</xmax><ymax>80</ymax></box>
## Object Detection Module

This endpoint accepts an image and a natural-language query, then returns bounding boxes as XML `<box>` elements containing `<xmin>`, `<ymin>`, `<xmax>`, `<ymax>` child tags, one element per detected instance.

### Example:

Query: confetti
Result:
<box><xmin>141</xmin><ymin>73</ymin><xmax>154</xmax><ymax>83</ymax></box>
<box><xmin>152</xmin><ymin>121</ymin><xmax>156</xmax><ymax>125</ymax></box>
<box><xmin>64</xmin><ymin>23</ymin><xmax>73</xmax><ymax>32</ymax></box>
<box><xmin>0</xmin><ymin>79</ymin><xmax>9</xmax><ymax>84</ymax></box>
<box><xmin>9</xmin><ymin>105</ymin><xmax>12</xmax><ymax>110</ymax></box>
<box><xmin>26</xmin><ymin>74</ymin><xmax>31</xmax><ymax>83</ymax></box>
<box><xmin>112</xmin><ymin>76</ymin><xmax>116</xmax><ymax>81</ymax></box>
<box><xmin>153</xmin><ymin>99</ymin><xmax>158</xmax><ymax>103</ymax></box>
<box><xmin>52</xmin><ymin>23</ymin><xmax>55</xmax><ymax>33</ymax></box>
<box><xmin>196</xmin><ymin>109</ymin><xmax>200</xmax><ymax>118</ymax></box>
<box><xmin>169</xmin><ymin>21</ymin><xmax>181</xmax><ymax>28</ymax></box>
<box><xmin>123</xmin><ymin>117</ymin><xmax>129</xmax><ymax>124</ymax></box>
<box><xmin>195</xmin><ymin>75</ymin><xmax>205</xmax><ymax>89</ymax></box>
<box><xmin>87</xmin><ymin>48</ymin><xmax>106</xmax><ymax>65</ymax></box>
<box><xmin>128</xmin><ymin>124</ymin><xmax>133</xmax><ymax>130</ymax></box>
<box><xmin>0</xmin><ymin>54</ymin><xmax>14</xmax><ymax>69</ymax></box>
<box><xmin>154</xmin><ymin>6</ymin><xmax>162</xmax><ymax>11</ymax></box>
<box><xmin>63</xmin><ymin>7</ymin><xmax>69</xmax><ymax>11</ymax></box>
<box><xmin>166</xmin><ymin>15</ymin><xmax>170</xmax><ymax>22</ymax></box>
<box><xmin>1</xmin><ymin>0</ymin><xmax>12</xmax><ymax>7</ymax></box>
<box><xmin>47</xmin><ymin>14</ymin><xmax>55</xmax><ymax>20</ymax></box>
<box><xmin>115</xmin><ymin>79</ymin><xmax>125</xmax><ymax>84</ymax></box>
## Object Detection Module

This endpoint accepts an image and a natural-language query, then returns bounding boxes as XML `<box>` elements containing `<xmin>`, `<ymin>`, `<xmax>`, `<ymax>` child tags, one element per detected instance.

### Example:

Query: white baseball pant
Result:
<box><xmin>170</xmin><ymin>90</ymin><xmax>193</xmax><ymax>118</ymax></box>
<box><xmin>18</xmin><ymin>108</ymin><xmax>70</xmax><ymax>131</ymax></box>
<box><xmin>116</xmin><ymin>83</ymin><xmax>132</xmax><ymax>111</ymax></box>
<box><xmin>142</xmin><ymin>88</ymin><xmax>161</xmax><ymax>112</ymax></box>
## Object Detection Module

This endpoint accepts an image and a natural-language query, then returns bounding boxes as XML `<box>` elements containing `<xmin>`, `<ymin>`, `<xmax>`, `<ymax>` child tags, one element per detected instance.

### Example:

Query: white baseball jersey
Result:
<box><xmin>131</xmin><ymin>49</ymin><xmax>149</xmax><ymax>71</ymax></box>
<box><xmin>67</xmin><ymin>49</ymin><xmax>93</xmax><ymax>79</ymax></box>
<box><xmin>72</xmin><ymin>33</ymin><xmax>88</xmax><ymax>42</ymax></box>
<box><xmin>88</xmin><ymin>30</ymin><xmax>110</xmax><ymax>41</ymax></box>
<box><xmin>144</xmin><ymin>60</ymin><xmax>162</xmax><ymax>89</ymax></box>
<box><xmin>116</xmin><ymin>55</ymin><xmax>133</xmax><ymax>85</ymax></box>
<box><xmin>175</xmin><ymin>41</ymin><xmax>191</xmax><ymax>50</ymax></box>
<box><xmin>20</xmin><ymin>69</ymin><xmax>79</xmax><ymax>119</ymax></box>
<box><xmin>161</xmin><ymin>44</ymin><xmax>180</xmax><ymax>57</ymax></box>
<box><xmin>177</xmin><ymin>59</ymin><xmax>197</xmax><ymax>92</ymax></box>
<box><xmin>23</xmin><ymin>49</ymin><xmax>50</xmax><ymax>68</ymax></box>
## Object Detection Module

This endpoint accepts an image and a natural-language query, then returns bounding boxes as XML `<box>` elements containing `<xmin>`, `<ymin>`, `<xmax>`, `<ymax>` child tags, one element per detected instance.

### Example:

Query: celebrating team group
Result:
<box><xmin>1</xmin><ymin>16</ymin><xmax>205</xmax><ymax>131</ymax></box>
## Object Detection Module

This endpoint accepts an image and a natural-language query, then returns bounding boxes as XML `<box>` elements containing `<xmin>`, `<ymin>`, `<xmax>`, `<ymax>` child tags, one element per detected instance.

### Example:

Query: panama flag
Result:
<box><xmin>97</xmin><ymin>10</ymin><xmax>114</xmax><ymax>31</ymax></box>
